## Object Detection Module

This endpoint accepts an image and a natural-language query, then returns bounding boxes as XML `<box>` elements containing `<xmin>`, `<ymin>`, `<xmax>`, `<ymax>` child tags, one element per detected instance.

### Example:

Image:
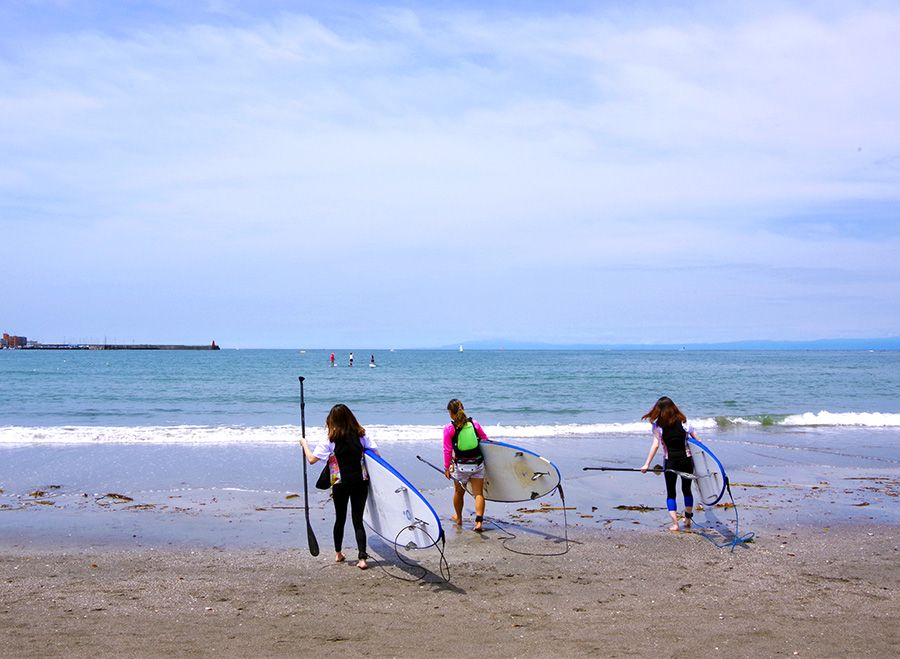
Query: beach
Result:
<box><xmin>2</xmin><ymin>437</ymin><xmax>899</xmax><ymax>658</ymax></box>
<box><xmin>2</xmin><ymin>348</ymin><xmax>899</xmax><ymax>656</ymax></box>
<box><xmin>1</xmin><ymin>524</ymin><xmax>897</xmax><ymax>657</ymax></box>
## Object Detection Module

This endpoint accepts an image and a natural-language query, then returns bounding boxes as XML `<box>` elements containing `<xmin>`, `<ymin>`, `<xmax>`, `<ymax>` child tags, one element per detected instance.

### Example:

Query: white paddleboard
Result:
<box><xmin>688</xmin><ymin>438</ymin><xmax>727</xmax><ymax>506</ymax></box>
<box><xmin>363</xmin><ymin>450</ymin><xmax>443</xmax><ymax>549</ymax></box>
<box><xmin>465</xmin><ymin>440</ymin><xmax>561</xmax><ymax>502</ymax></box>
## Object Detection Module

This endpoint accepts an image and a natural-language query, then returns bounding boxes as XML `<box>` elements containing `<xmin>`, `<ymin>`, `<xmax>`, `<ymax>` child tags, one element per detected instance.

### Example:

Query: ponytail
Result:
<box><xmin>447</xmin><ymin>398</ymin><xmax>469</xmax><ymax>429</ymax></box>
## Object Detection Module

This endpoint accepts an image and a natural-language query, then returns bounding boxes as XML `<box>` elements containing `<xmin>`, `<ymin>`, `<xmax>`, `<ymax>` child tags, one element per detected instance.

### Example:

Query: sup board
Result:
<box><xmin>688</xmin><ymin>438</ymin><xmax>727</xmax><ymax>506</ymax></box>
<box><xmin>465</xmin><ymin>440</ymin><xmax>561</xmax><ymax>502</ymax></box>
<box><xmin>363</xmin><ymin>450</ymin><xmax>443</xmax><ymax>549</ymax></box>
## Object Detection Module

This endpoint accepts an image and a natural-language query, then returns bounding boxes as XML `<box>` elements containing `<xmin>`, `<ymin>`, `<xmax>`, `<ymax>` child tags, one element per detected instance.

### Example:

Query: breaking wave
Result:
<box><xmin>1</xmin><ymin>411</ymin><xmax>898</xmax><ymax>446</ymax></box>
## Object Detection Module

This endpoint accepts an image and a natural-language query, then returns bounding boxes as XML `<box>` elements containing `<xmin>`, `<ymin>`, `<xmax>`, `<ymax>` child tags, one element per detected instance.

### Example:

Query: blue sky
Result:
<box><xmin>2</xmin><ymin>1</ymin><xmax>899</xmax><ymax>348</ymax></box>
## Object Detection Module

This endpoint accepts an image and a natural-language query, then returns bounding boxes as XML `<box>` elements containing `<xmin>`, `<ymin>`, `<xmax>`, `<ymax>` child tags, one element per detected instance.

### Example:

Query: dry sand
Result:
<box><xmin>2</xmin><ymin>523</ymin><xmax>897</xmax><ymax>658</ymax></box>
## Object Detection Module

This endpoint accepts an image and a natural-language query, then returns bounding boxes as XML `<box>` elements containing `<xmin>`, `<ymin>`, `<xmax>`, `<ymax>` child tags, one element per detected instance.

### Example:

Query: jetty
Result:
<box><xmin>6</xmin><ymin>339</ymin><xmax>221</xmax><ymax>351</ymax></box>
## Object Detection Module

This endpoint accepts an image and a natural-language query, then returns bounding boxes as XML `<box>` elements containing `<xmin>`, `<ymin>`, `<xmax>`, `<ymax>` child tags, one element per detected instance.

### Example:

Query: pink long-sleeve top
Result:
<box><xmin>443</xmin><ymin>419</ymin><xmax>489</xmax><ymax>469</ymax></box>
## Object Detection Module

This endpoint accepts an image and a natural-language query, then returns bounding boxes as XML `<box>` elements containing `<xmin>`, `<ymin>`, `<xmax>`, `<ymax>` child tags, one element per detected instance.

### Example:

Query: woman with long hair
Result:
<box><xmin>300</xmin><ymin>403</ymin><xmax>377</xmax><ymax>569</ymax></box>
<box><xmin>640</xmin><ymin>396</ymin><xmax>699</xmax><ymax>532</ymax></box>
<box><xmin>443</xmin><ymin>398</ymin><xmax>489</xmax><ymax>532</ymax></box>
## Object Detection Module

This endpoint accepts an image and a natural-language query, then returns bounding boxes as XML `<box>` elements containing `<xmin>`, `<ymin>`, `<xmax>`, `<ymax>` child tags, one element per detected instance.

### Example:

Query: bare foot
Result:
<box><xmin>473</xmin><ymin>521</ymin><xmax>484</xmax><ymax>532</ymax></box>
<box><xmin>668</xmin><ymin>523</ymin><xmax>680</xmax><ymax>532</ymax></box>
<box><xmin>684</xmin><ymin>519</ymin><xmax>692</xmax><ymax>530</ymax></box>
<box><xmin>335</xmin><ymin>552</ymin><xmax>345</xmax><ymax>563</ymax></box>
<box><xmin>357</xmin><ymin>559</ymin><xmax>368</xmax><ymax>570</ymax></box>
<box><xmin>451</xmin><ymin>515</ymin><xmax>462</xmax><ymax>527</ymax></box>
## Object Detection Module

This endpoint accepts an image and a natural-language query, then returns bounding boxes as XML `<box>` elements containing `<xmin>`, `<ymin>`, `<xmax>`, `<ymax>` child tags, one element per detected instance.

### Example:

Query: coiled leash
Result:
<box><xmin>376</xmin><ymin>524</ymin><xmax>452</xmax><ymax>583</ymax></box>
<box><xmin>488</xmin><ymin>483</ymin><xmax>571</xmax><ymax>557</ymax></box>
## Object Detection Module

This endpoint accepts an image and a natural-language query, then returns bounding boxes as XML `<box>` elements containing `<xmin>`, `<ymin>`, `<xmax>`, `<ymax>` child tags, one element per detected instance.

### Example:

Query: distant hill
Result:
<box><xmin>444</xmin><ymin>337</ymin><xmax>900</xmax><ymax>350</ymax></box>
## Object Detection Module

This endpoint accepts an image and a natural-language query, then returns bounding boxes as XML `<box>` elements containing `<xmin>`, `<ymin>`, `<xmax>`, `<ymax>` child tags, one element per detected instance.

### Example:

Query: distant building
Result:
<box><xmin>2</xmin><ymin>333</ymin><xmax>27</xmax><ymax>348</ymax></box>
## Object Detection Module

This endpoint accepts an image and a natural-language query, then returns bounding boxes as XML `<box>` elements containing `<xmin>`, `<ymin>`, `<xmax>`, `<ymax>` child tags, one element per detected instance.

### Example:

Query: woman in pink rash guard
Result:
<box><xmin>442</xmin><ymin>398</ymin><xmax>489</xmax><ymax>532</ymax></box>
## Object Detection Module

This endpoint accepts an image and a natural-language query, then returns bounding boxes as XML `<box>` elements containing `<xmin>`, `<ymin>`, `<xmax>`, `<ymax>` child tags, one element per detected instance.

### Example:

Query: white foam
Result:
<box><xmin>0</xmin><ymin>424</ymin><xmax>320</xmax><ymax>446</ymax></box>
<box><xmin>0</xmin><ymin>422</ymin><xmax>656</xmax><ymax>445</ymax></box>
<box><xmin>1</xmin><ymin>411</ymin><xmax>896</xmax><ymax>446</ymax></box>
<box><xmin>779</xmin><ymin>411</ymin><xmax>900</xmax><ymax>427</ymax></box>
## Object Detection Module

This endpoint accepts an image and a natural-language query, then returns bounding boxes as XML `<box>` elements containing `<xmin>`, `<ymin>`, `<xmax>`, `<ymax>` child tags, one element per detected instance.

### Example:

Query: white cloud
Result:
<box><xmin>2</xmin><ymin>2</ymin><xmax>899</xmax><ymax>345</ymax></box>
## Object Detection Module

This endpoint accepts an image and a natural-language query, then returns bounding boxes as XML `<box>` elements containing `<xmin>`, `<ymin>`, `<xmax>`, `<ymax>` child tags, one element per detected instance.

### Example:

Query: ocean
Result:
<box><xmin>2</xmin><ymin>348</ymin><xmax>899</xmax><ymax>445</ymax></box>
<box><xmin>2</xmin><ymin>348</ymin><xmax>899</xmax><ymax>542</ymax></box>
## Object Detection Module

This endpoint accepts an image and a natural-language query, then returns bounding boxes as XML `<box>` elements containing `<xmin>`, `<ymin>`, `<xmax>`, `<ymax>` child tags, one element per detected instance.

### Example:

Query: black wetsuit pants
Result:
<box><xmin>332</xmin><ymin>480</ymin><xmax>369</xmax><ymax>559</ymax></box>
<box><xmin>664</xmin><ymin>457</ymin><xmax>694</xmax><ymax>509</ymax></box>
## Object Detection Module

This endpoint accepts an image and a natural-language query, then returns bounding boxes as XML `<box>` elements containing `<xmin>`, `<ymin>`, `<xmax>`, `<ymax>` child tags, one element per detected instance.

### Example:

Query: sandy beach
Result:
<box><xmin>1</xmin><ymin>523</ymin><xmax>897</xmax><ymax>658</ymax></box>
<box><xmin>2</xmin><ymin>431</ymin><xmax>899</xmax><ymax>657</ymax></box>
<box><xmin>2</xmin><ymin>442</ymin><xmax>899</xmax><ymax>658</ymax></box>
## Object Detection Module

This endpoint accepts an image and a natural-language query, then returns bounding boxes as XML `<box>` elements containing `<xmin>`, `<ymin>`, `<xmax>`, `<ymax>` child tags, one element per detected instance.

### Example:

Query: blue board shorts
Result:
<box><xmin>451</xmin><ymin>461</ymin><xmax>485</xmax><ymax>484</ymax></box>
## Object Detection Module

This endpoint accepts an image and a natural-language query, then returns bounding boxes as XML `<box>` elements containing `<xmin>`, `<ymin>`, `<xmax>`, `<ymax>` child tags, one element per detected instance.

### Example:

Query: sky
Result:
<box><xmin>2</xmin><ymin>0</ymin><xmax>899</xmax><ymax>348</ymax></box>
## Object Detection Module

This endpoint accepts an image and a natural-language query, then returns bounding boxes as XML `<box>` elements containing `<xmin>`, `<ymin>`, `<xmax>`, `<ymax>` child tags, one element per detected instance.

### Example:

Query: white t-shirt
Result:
<box><xmin>312</xmin><ymin>434</ymin><xmax>378</xmax><ymax>461</ymax></box>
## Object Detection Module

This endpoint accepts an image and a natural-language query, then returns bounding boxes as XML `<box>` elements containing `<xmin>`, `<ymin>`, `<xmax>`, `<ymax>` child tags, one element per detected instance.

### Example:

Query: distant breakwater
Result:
<box><xmin>18</xmin><ymin>344</ymin><xmax>220</xmax><ymax>351</ymax></box>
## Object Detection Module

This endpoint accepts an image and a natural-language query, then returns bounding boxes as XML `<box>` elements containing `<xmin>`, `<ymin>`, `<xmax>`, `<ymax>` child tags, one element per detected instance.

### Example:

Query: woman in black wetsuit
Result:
<box><xmin>300</xmin><ymin>404</ymin><xmax>377</xmax><ymax>569</ymax></box>
<box><xmin>640</xmin><ymin>396</ymin><xmax>700</xmax><ymax>532</ymax></box>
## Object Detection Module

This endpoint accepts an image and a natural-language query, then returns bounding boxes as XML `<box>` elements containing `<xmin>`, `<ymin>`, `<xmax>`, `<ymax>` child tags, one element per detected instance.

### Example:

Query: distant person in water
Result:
<box><xmin>330</xmin><ymin>352</ymin><xmax>335</xmax><ymax>367</ymax></box>
<box><xmin>300</xmin><ymin>404</ymin><xmax>377</xmax><ymax>569</ymax></box>
<box><xmin>370</xmin><ymin>354</ymin><xmax>375</xmax><ymax>367</ymax></box>
<box><xmin>641</xmin><ymin>396</ymin><xmax>699</xmax><ymax>532</ymax></box>
<box><xmin>349</xmin><ymin>352</ymin><xmax>354</xmax><ymax>367</ymax></box>
<box><xmin>443</xmin><ymin>399</ymin><xmax>488</xmax><ymax>532</ymax></box>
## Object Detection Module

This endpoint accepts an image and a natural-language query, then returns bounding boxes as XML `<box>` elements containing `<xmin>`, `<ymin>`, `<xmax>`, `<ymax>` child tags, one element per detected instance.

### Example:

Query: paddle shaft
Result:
<box><xmin>416</xmin><ymin>455</ymin><xmax>445</xmax><ymax>475</ymax></box>
<box><xmin>583</xmin><ymin>466</ymin><xmax>696</xmax><ymax>480</ymax></box>
<box><xmin>299</xmin><ymin>376</ymin><xmax>320</xmax><ymax>556</ymax></box>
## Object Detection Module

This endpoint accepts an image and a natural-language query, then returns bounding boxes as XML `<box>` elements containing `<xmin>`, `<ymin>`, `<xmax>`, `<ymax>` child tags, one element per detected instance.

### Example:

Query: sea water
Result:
<box><xmin>2</xmin><ymin>348</ymin><xmax>899</xmax><ymax>540</ymax></box>
<box><xmin>2</xmin><ymin>348</ymin><xmax>900</xmax><ymax>444</ymax></box>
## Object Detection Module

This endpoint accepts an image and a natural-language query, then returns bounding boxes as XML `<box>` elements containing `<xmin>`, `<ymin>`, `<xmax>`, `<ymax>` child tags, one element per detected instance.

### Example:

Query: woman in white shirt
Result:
<box><xmin>300</xmin><ymin>404</ymin><xmax>377</xmax><ymax>569</ymax></box>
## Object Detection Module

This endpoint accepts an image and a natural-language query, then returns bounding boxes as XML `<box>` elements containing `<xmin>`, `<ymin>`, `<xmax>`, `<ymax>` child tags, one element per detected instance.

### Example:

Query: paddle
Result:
<box><xmin>583</xmin><ymin>465</ymin><xmax>697</xmax><ymax>480</ymax></box>
<box><xmin>416</xmin><ymin>455</ymin><xmax>445</xmax><ymax>475</ymax></box>
<box><xmin>299</xmin><ymin>376</ymin><xmax>319</xmax><ymax>556</ymax></box>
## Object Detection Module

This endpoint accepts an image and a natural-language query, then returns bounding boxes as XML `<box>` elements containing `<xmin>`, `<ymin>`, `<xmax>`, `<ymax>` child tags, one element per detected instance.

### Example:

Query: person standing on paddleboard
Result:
<box><xmin>300</xmin><ymin>404</ymin><xmax>377</xmax><ymax>569</ymax></box>
<box><xmin>640</xmin><ymin>396</ymin><xmax>699</xmax><ymax>532</ymax></box>
<box><xmin>443</xmin><ymin>398</ymin><xmax>489</xmax><ymax>532</ymax></box>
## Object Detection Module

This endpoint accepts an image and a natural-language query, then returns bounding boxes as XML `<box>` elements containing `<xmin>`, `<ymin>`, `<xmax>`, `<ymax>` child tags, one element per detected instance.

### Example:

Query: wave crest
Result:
<box><xmin>1</xmin><ymin>410</ymin><xmax>897</xmax><ymax>445</ymax></box>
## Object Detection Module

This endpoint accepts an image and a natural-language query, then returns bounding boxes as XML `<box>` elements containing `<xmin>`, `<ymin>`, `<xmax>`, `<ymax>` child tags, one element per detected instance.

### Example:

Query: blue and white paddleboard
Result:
<box><xmin>465</xmin><ymin>440</ymin><xmax>562</xmax><ymax>503</ymax></box>
<box><xmin>363</xmin><ymin>450</ymin><xmax>443</xmax><ymax>549</ymax></box>
<box><xmin>688</xmin><ymin>438</ymin><xmax>727</xmax><ymax>506</ymax></box>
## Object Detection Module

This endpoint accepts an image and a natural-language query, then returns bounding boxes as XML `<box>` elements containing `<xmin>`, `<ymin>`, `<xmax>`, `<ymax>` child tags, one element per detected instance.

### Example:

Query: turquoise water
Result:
<box><xmin>1</xmin><ymin>348</ymin><xmax>899</xmax><ymax>444</ymax></box>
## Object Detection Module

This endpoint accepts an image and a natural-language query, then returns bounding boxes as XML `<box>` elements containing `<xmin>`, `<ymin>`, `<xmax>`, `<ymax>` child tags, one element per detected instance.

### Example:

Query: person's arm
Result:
<box><xmin>473</xmin><ymin>420</ymin><xmax>489</xmax><ymax>442</ymax></box>
<box><xmin>641</xmin><ymin>425</ymin><xmax>661</xmax><ymax>472</ymax></box>
<box><xmin>361</xmin><ymin>434</ymin><xmax>379</xmax><ymax>456</ymax></box>
<box><xmin>299</xmin><ymin>437</ymin><xmax>320</xmax><ymax>464</ymax></box>
<box><xmin>442</xmin><ymin>425</ymin><xmax>454</xmax><ymax>479</ymax></box>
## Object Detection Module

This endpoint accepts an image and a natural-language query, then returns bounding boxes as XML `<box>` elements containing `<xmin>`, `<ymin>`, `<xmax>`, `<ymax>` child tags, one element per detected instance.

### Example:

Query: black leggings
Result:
<box><xmin>332</xmin><ymin>480</ymin><xmax>369</xmax><ymax>560</ymax></box>
<box><xmin>664</xmin><ymin>457</ymin><xmax>694</xmax><ymax>508</ymax></box>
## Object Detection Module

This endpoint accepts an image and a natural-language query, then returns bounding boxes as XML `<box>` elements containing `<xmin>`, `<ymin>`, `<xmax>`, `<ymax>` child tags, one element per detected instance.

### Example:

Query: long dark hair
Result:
<box><xmin>641</xmin><ymin>396</ymin><xmax>687</xmax><ymax>427</ymax></box>
<box><xmin>447</xmin><ymin>398</ymin><xmax>468</xmax><ymax>429</ymax></box>
<box><xmin>326</xmin><ymin>403</ymin><xmax>366</xmax><ymax>444</ymax></box>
